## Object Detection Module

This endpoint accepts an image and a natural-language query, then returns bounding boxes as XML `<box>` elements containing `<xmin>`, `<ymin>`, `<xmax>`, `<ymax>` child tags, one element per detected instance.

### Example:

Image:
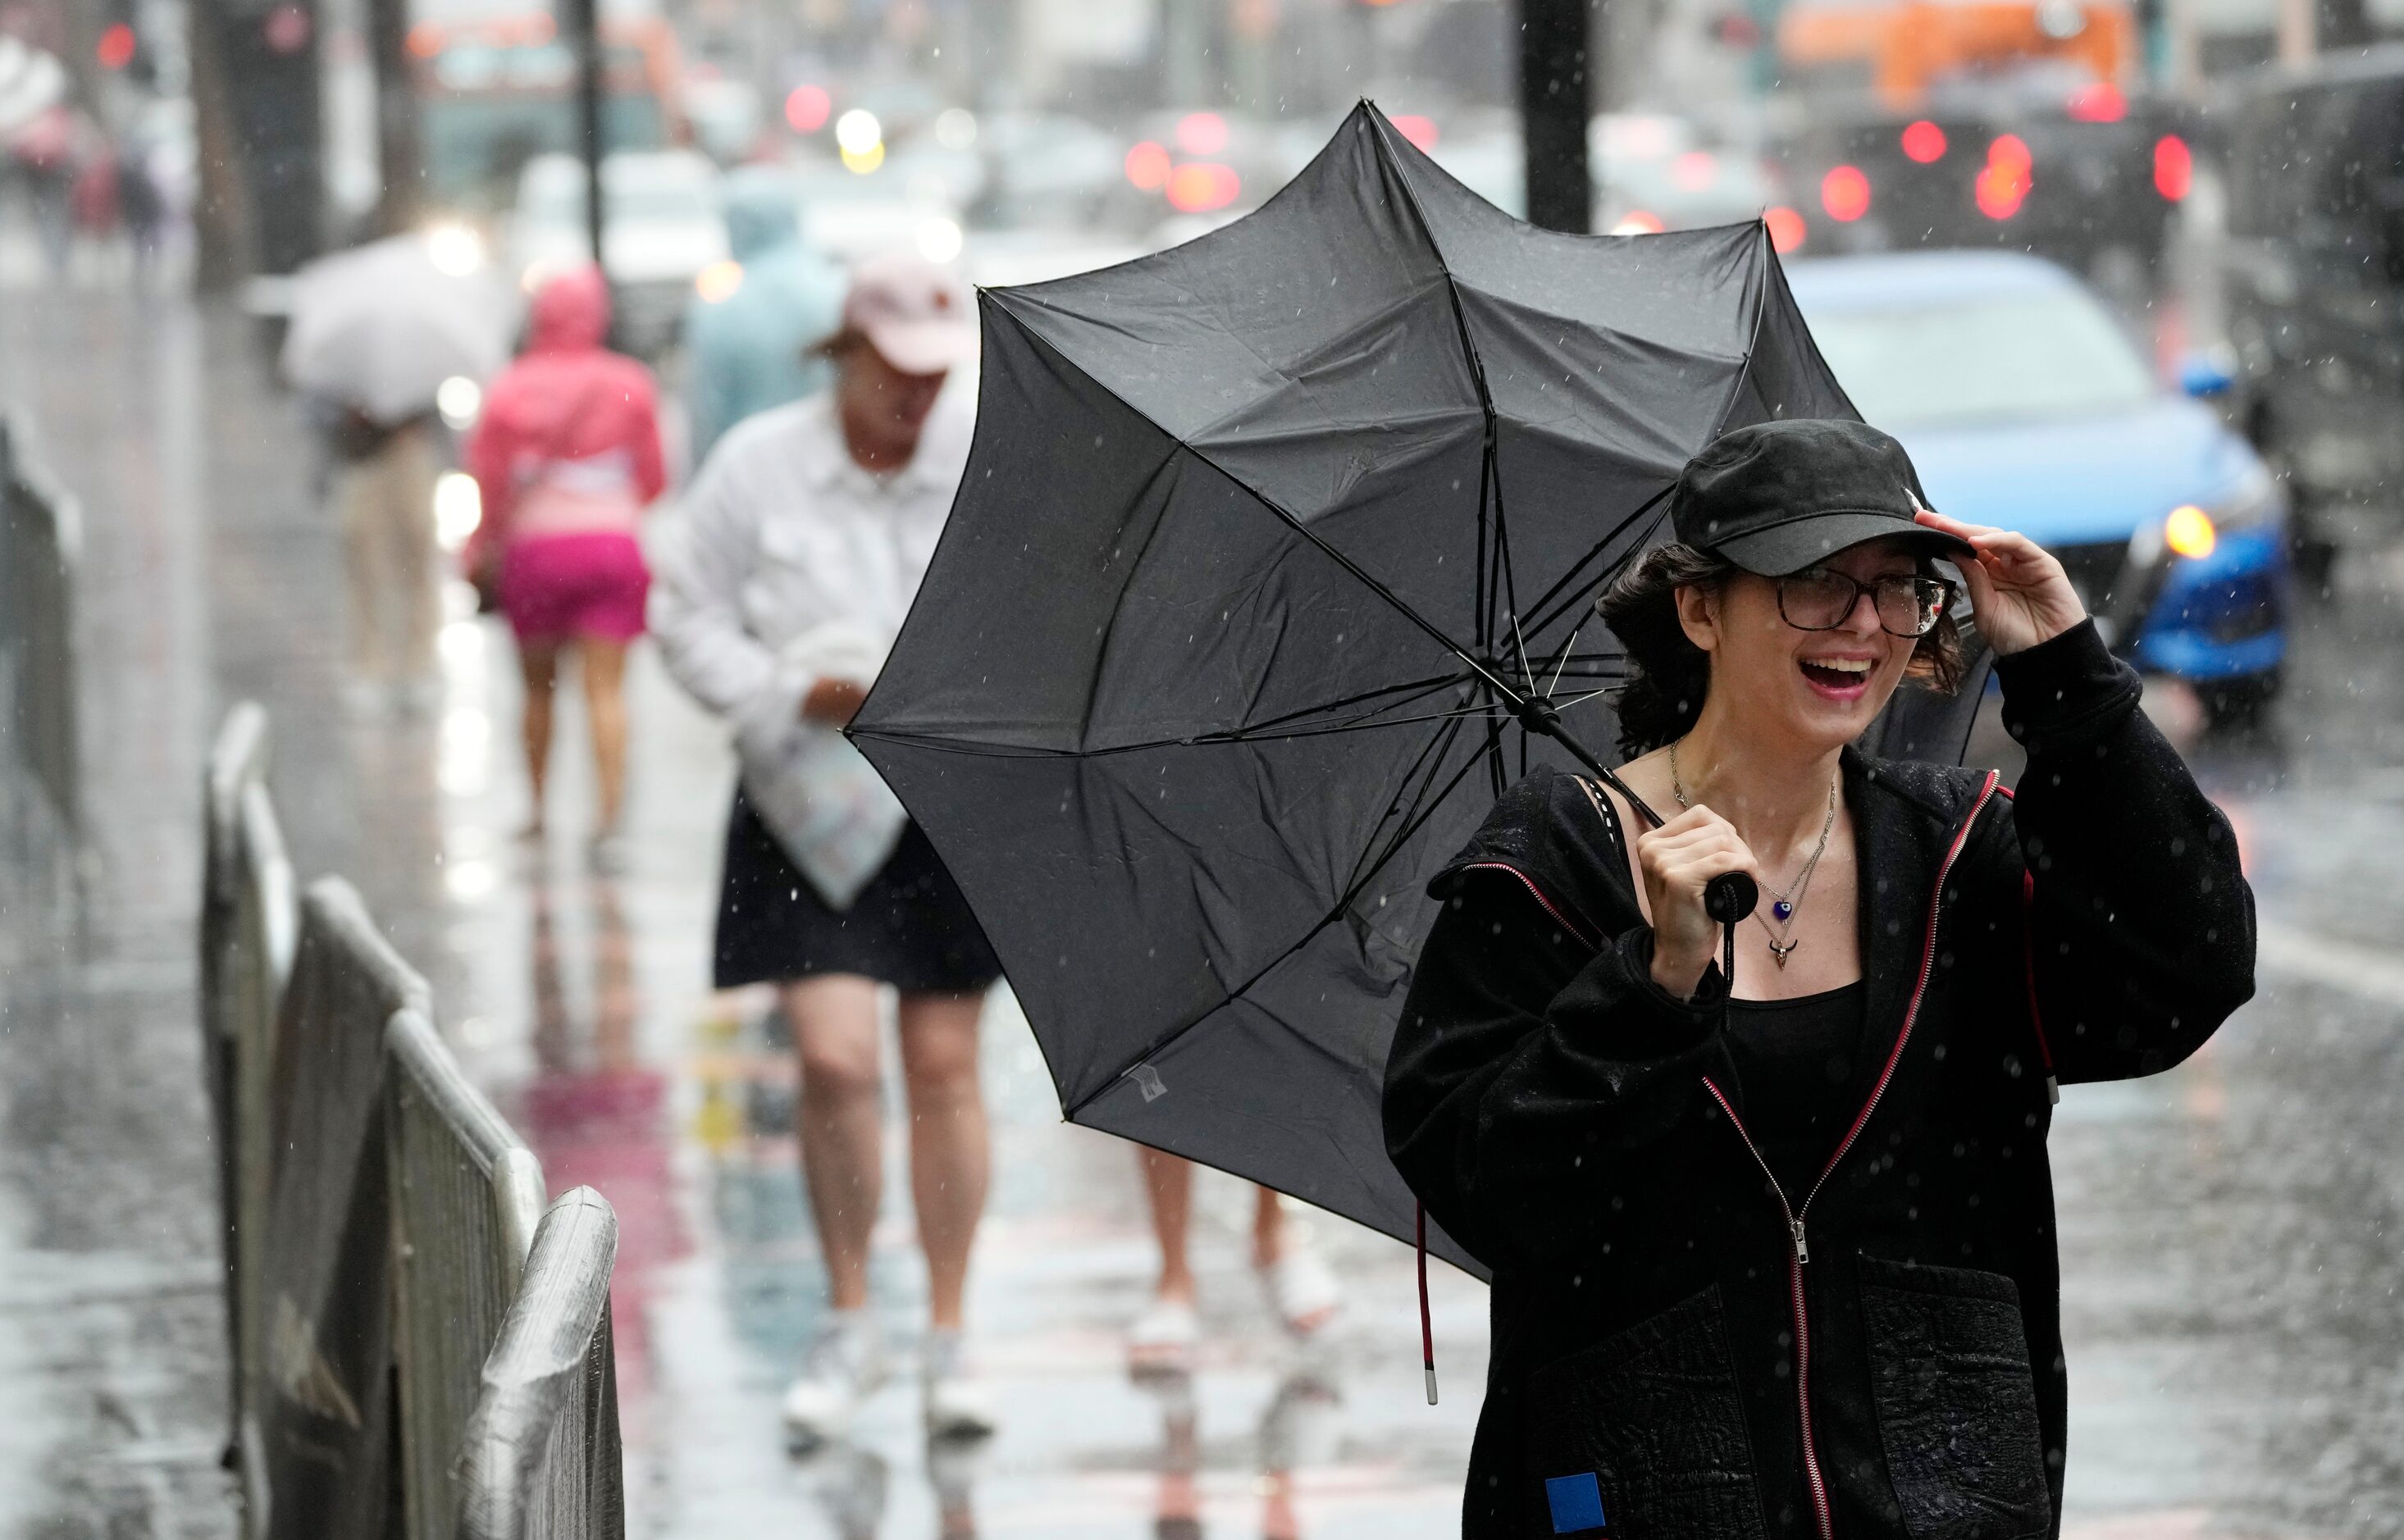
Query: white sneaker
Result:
<box><xmin>1257</xmin><ymin>1244</ymin><xmax>1344</xmax><ymax>1337</ymax></box>
<box><xmin>782</xmin><ymin>1310</ymin><xmax>889</xmax><ymax>1449</ymax></box>
<box><xmin>1127</xmin><ymin>1296</ymin><xmax>1201</xmax><ymax>1374</ymax></box>
<box><xmin>922</xmin><ymin>1328</ymin><xmax>998</xmax><ymax>1441</ymax></box>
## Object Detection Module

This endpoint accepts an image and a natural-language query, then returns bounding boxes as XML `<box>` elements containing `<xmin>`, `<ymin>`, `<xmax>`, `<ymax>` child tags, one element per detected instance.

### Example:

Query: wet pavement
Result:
<box><xmin>3</xmin><ymin>280</ymin><xmax>2404</xmax><ymax>1538</ymax></box>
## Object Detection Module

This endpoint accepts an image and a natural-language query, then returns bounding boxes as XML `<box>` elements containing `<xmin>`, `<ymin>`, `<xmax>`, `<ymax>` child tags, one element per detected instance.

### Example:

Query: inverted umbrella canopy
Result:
<box><xmin>853</xmin><ymin>103</ymin><xmax>1964</xmax><ymax>1278</ymax></box>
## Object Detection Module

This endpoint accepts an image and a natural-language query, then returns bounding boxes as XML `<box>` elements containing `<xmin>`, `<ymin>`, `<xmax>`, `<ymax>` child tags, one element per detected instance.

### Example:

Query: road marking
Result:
<box><xmin>2254</xmin><ymin>922</ymin><xmax>2404</xmax><ymax>1009</ymax></box>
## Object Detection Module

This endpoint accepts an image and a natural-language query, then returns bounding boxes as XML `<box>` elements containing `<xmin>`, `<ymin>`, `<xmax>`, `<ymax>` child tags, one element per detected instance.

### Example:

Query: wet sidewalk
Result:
<box><xmin>6</xmin><ymin>285</ymin><xmax>2404</xmax><ymax>1538</ymax></box>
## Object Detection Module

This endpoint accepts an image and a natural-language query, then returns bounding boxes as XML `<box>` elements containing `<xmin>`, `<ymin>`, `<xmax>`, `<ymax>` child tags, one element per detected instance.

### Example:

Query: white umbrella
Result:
<box><xmin>0</xmin><ymin>39</ymin><xmax>67</xmax><ymax>139</ymax></box>
<box><xmin>281</xmin><ymin>231</ymin><xmax>517</xmax><ymax>426</ymax></box>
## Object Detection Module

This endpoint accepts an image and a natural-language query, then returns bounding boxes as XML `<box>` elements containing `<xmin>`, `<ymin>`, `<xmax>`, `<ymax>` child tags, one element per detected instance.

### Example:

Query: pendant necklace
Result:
<box><xmin>1670</xmin><ymin>740</ymin><xmax>1838</xmax><ymax>969</ymax></box>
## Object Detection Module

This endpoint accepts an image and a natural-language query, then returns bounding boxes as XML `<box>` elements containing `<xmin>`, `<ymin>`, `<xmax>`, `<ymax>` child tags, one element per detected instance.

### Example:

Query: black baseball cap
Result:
<box><xmin>1670</xmin><ymin>418</ymin><xmax>1975</xmax><ymax>576</ymax></box>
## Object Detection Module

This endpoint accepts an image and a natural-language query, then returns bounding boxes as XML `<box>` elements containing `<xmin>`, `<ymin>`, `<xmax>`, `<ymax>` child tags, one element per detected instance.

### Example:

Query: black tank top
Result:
<box><xmin>1723</xmin><ymin>981</ymin><xmax>1868</xmax><ymax>1196</ymax></box>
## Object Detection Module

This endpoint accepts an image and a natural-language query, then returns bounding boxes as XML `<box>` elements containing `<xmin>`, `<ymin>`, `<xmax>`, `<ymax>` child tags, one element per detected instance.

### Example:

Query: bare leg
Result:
<box><xmin>786</xmin><ymin>975</ymin><xmax>885</xmax><ymax>1312</ymax></box>
<box><xmin>1140</xmin><ymin>1150</ymin><xmax>1198</xmax><ymax>1304</ymax></box>
<box><xmin>1251</xmin><ymin>1182</ymin><xmax>1287</xmax><ymax>1269</ymax></box>
<box><xmin>518</xmin><ymin>640</ymin><xmax>560</xmax><ymax>836</ymax></box>
<box><xmin>338</xmin><ymin>463</ymin><xmax>384</xmax><ymax>680</ymax></box>
<box><xmin>577</xmin><ymin>636</ymin><xmax>631</xmax><ymax>832</ymax></box>
<box><xmin>393</xmin><ymin>428</ymin><xmax>440</xmax><ymax>681</ymax></box>
<box><xmin>897</xmin><ymin>991</ymin><xmax>989</xmax><ymax>1331</ymax></box>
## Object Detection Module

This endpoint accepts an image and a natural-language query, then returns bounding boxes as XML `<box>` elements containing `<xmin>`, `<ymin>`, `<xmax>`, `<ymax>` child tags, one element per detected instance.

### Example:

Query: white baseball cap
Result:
<box><xmin>841</xmin><ymin>251</ymin><xmax>976</xmax><ymax>376</ymax></box>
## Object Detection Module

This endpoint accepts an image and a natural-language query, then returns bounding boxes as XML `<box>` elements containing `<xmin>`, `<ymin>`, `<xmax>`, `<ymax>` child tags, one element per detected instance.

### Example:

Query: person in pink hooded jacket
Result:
<box><xmin>465</xmin><ymin>266</ymin><xmax>668</xmax><ymax>854</ymax></box>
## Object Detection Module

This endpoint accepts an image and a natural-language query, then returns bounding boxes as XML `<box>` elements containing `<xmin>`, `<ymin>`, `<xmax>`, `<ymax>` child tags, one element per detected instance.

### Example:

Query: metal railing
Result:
<box><xmin>456</xmin><ymin>1187</ymin><xmax>627</xmax><ymax>1540</ymax></box>
<box><xmin>256</xmin><ymin>877</ymin><xmax>432</xmax><ymax>1539</ymax></box>
<box><xmin>198</xmin><ymin>704</ymin><xmax>626</xmax><ymax>1539</ymax></box>
<box><xmin>199</xmin><ymin>703</ymin><xmax>300</xmax><ymax>1523</ymax></box>
<box><xmin>388</xmin><ymin>1008</ymin><xmax>550</xmax><ymax>1540</ymax></box>
<box><xmin>0</xmin><ymin>411</ymin><xmax>82</xmax><ymax>843</ymax></box>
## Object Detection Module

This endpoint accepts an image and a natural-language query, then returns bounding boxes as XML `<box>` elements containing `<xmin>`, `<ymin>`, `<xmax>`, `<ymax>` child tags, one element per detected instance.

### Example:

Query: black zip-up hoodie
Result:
<box><xmin>1384</xmin><ymin>622</ymin><xmax>2256</xmax><ymax>1540</ymax></box>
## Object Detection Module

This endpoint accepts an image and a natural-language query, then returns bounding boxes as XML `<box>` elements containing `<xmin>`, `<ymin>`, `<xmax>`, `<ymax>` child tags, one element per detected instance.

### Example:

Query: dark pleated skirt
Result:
<box><xmin>712</xmin><ymin>790</ymin><xmax>1001</xmax><ymax>994</ymax></box>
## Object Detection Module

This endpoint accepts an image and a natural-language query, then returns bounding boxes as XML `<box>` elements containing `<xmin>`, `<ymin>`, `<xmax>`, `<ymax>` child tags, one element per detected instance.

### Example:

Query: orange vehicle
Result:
<box><xmin>407</xmin><ymin>11</ymin><xmax>687</xmax><ymax>212</ymax></box>
<box><xmin>1781</xmin><ymin>0</ymin><xmax>2134</xmax><ymax>108</ymax></box>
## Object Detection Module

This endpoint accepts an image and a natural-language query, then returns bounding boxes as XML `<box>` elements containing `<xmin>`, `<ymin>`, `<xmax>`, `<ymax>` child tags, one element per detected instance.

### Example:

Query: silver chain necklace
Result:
<box><xmin>1669</xmin><ymin>740</ymin><xmax>1838</xmax><ymax>970</ymax></box>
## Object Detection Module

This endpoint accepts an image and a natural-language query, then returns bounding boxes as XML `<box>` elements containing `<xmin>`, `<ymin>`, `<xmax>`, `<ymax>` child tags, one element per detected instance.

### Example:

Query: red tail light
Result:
<box><xmin>1166</xmin><ymin>162</ymin><xmax>1241</xmax><ymax>213</ymax></box>
<box><xmin>1900</xmin><ymin>121</ymin><xmax>1947</xmax><ymax>163</ymax></box>
<box><xmin>1764</xmin><ymin>206</ymin><xmax>1808</xmax><ymax>253</ymax></box>
<box><xmin>1821</xmin><ymin>166</ymin><xmax>1872</xmax><ymax>222</ymax></box>
<box><xmin>2154</xmin><ymin>134</ymin><xmax>2192</xmax><ymax>200</ymax></box>
<box><xmin>2066</xmin><ymin>81</ymin><xmax>2126</xmax><ymax>122</ymax></box>
<box><xmin>1124</xmin><ymin>140</ymin><xmax>1172</xmax><ymax>192</ymax></box>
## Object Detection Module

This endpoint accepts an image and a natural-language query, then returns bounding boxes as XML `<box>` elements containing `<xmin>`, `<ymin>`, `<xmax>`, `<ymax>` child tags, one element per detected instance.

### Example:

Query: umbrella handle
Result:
<box><xmin>1543</xmin><ymin>729</ymin><xmax>1761</xmax><ymax>927</ymax></box>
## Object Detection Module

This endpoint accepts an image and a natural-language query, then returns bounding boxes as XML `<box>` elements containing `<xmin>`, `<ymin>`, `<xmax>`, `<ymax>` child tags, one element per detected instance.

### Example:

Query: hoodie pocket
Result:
<box><xmin>1858</xmin><ymin>1255</ymin><xmax>2051</xmax><ymax>1540</ymax></box>
<box><xmin>1523</xmin><ymin>1286</ymin><xmax>1768</xmax><ymax>1539</ymax></box>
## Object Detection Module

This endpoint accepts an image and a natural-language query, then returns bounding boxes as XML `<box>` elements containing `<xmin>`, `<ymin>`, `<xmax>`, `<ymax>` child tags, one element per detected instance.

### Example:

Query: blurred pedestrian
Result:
<box><xmin>325</xmin><ymin>400</ymin><xmax>443</xmax><ymax>704</ymax></box>
<box><xmin>650</xmin><ymin>253</ymin><xmax>996</xmax><ymax>1447</ymax></box>
<box><xmin>682</xmin><ymin>167</ymin><xmax>845</xmax><ymax>465</ymax></box>
<box><xmin>1128</xmin><ymin>1154</ymin><xmax>1342</xmax><ymax>1373</ymax></box>
<box><xmin>69</xmin><ymin>134</ymin><xmax>117</xmax><ymax>267</ymax></box>
<box><xmin>117</xmin><ymin>142</ymin><xmax>163</xmax><ymax>284</ymax></box>
<box><xmin>465</xmin><ymin>266</ymin><xmax>666</xmax><ymax>856</ymax></box>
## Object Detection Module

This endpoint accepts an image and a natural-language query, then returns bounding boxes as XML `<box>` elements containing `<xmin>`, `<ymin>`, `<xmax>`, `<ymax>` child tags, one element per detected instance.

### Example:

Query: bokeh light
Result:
<box><xmin>1175</xmin><ymin>112</ymin><xmax>1229</xmax><ymax>157</ymax></box>
<box><xmin>784</xmin><ymin>84</ymin><xmax>831</xmax><ymax>134</ymax></box>
<box><xmin>1124</xmin><ymin>140</ymin><xmax>1173</xmax><ymax>191</ymax></box>
<box><xmin>2155</xmin><ymin>135</ymin><xmax>2193</xmax><ymax>200</ymax></box>
<box><xmin>1166</xmin><ymin>162</ymin><xmax>1241</xmax><ymax>213</ymax></box>
<box><xmin>2165</xmin><ymin>504</ymin><xmax>2217</xmax><ymax>558</ymax></box>
<box><xmin>1821</xmin><ymin>165</ymin><xmax>1871</xmax><ymax>222</ymax></box>
<box><xmin>1900</xmin><ymin>120</ymin><xmax>1946</xmax><ymax>163</ymax></box>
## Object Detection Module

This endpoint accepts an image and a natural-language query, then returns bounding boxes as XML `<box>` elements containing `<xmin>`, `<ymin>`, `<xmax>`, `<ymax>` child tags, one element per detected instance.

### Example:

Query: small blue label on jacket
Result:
<box><xmin>1544</xmin><ymin>1472</ymin><xmax>1606</xmax><ymax>1533</ymax></box>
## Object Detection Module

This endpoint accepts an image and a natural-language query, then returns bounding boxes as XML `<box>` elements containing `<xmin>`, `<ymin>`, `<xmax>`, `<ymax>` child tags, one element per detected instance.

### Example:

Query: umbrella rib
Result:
<box><xmin>1065</xmin><ymin>711</ymin><xmax>1489</xmax><ymax>1119</ymax></box>
<box><xmin>1334</xmin><ymin>701</ymin><xmax>1469</xmax><ymax>901</ymax></box>
<box><xmin>851</xmin><ymin>674</ymin><xmax>1487</xmax><ymax>761</ymax></box>
<box><xmin>1704</xmin><ymin>220</ymin><xmax>1785</xmax><ymax>443</ymax></box>
<box><xmin>1370</xmin><ymin>116</ymin><xmax>1524</xmax><ymax>664</ymax></box>
<box><xmin>1516</xmin><ymin>485</ymin><xmax>1676</xmax><ymax>642</ymax></box>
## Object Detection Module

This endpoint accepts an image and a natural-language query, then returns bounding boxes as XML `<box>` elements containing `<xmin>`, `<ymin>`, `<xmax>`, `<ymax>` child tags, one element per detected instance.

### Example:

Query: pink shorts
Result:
<box><xmin>499</xmin><ymin>531</ymin><xmax>650</xmax><ymax>643</ymax></box>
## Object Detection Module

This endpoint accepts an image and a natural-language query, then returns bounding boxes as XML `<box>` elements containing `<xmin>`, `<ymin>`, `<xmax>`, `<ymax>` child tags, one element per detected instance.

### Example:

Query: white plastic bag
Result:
<box><xmin>734</xmin><ymin>622</ymin><xmax>907</xmax><ymax>910</ymax></box>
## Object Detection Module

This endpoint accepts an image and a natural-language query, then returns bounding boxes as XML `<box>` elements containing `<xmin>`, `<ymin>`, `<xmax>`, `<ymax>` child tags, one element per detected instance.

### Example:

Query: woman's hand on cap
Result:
<box><xmin>1913</xmin><ymin>508</ymin><xmax>2087</xmax><ymax>656</ymax></box>
<box><xmin>1635</xmin><ymin>805</ymin><xmax>1761</xmax><ymax>1000</ymax></box>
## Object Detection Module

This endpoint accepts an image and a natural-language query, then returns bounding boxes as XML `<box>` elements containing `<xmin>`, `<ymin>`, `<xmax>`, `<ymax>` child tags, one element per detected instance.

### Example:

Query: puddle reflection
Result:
<box><xmin>513</xmin><ymin>874</ymin><xmax>687</xmax><ymax>1415</ymax></box>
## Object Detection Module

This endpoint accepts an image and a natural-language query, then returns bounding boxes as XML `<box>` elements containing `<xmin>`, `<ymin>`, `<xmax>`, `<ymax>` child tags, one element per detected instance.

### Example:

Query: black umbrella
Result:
<box><xmin>851</xmin><ymin>103</ymin><xmax>1984</xmax><ymax>1285</ymax></box>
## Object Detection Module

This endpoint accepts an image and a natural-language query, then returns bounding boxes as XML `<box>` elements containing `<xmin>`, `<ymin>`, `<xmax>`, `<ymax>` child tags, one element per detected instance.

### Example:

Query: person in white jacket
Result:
<box><xmin>649</xmin><ymin>253</ymin><xmax>999</xmax><ymax>1447</ymax></box>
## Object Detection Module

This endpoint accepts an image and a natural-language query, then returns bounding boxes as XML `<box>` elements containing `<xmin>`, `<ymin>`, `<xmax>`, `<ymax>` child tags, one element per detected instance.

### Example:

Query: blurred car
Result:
<box><xmin>969</xmin><ymin>110</ymin><xmax>1126</xmax><ymax>230</ymax></box>
<box><xmin>777</xmin><ymin>159</ymin><xmax>965</xmax><ymax>267</ymax></box>
<box><xmin>509</xmin><ymin>150</ymin><xmax>726</xmax><ymax>356</ymax></box>
<box><xmin>2217</xmin><ymin>43</ymin><xmax>2404</xmax><ymax>590</ymax></box>
<box><xmin>1767</xmin><ymin>80</ymin><xmax>2191</xmax><ymax>283</ymax></box>
<box><xmin>1788</xmin><ymin>251</ymin><xmax>2287</xmax><ymax>721</ymax></box>
<box><xmin>1590</xmin><ymin>112</ymin><xmax>1783</xmax><ymax>234</ymax></box>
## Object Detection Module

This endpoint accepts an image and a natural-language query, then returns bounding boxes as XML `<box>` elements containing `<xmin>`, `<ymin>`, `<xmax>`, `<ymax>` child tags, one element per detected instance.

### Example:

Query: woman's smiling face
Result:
<box><xmin>1675</xmin><ymin>536</ymin><xmax>1923</xmax><ymax>754</ymax></box>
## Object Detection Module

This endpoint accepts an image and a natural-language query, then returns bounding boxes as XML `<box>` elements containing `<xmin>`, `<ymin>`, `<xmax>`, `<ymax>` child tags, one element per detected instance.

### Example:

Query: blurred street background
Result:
<box><xmin>6</xmin><ymin>0</ymin><xmax>2404</xmax><ymax>1534</ymax></box>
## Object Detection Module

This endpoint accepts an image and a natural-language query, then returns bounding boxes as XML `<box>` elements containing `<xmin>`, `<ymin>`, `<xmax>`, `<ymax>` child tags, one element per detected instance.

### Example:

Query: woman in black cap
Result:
<box><xmin>1384</xmin><ymin>418</ymin><xmax>2255</xmax><ymax>1540</ymax></box>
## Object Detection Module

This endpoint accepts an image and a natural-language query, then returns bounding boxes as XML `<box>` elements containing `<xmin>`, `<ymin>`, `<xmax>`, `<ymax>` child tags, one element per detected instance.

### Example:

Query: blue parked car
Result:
<box><xmin>1786</xmin><ymin>251</ymin><xmax>2287</xmax><ymax>722</ymax></box>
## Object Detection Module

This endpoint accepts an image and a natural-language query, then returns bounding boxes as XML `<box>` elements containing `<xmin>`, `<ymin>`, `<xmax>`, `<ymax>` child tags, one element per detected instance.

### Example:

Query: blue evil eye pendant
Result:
<box><xmin>1544</xmin><ymin>1472</ymin><xmax>1607</xmax><ymax>1534</ymax></box>
<box><xmin>1772</xmin><ymin>898</ymin><xmax>1795</xmax><ymax>922</ymax></box>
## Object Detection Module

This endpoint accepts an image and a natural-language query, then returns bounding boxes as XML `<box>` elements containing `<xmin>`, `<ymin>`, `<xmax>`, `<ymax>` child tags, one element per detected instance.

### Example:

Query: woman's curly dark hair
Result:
<box><xmin>1597</xmin><ymin>543</ymin><xmax>1965</xmax><ymax>758</ymax></box>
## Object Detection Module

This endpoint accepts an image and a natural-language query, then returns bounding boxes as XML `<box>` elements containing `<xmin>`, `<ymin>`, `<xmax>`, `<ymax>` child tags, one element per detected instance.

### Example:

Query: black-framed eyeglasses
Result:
<box><xmin>1776</xmin><ymin>569</ymin><xmax>1955</xmax><ymax>637</ymax></box>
